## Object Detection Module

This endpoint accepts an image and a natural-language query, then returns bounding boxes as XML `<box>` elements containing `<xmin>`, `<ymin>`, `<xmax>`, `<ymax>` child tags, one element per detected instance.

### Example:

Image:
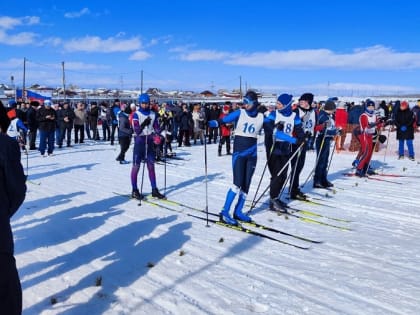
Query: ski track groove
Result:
<box><xmin>137</xmin><ymin>196</ymin><xmax>420</xmax><ymax>311</ymax></box>
<box><xmin>174</xmin><ymin>232</ymin><xmax>412</xmax><ymax>315</ymax></box>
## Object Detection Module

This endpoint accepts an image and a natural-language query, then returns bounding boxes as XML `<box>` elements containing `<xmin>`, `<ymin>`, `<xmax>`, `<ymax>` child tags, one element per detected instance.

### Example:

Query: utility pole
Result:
<box><xmin>140</xmin><ymin>69</ymin><xmax>143</xmax><ymax>94</ymax></box>
<box><xmin>23</xmin><ymin>57</ymin><xmax>26</xmax><ymax>102</ymax></box>
<box><xmin>10</xmin><ymin>75</ymin><xmax>15</xmax><ymax>101</ymax></box>
<box><xmin>62</xmin><ymin>61</ymin><xmax>66</xmax><ymax>102</ymax></box>
<box><xmin>239</xmin><ymin>75</ymin><xmax>242</xmax><ymax>98</ymax></box>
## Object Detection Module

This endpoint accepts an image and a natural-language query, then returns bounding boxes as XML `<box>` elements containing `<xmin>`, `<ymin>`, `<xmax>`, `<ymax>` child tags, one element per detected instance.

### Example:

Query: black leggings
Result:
<box><xmin>0</xmin><ymin>254</ymin><xmax>22</xmax><ymax>315</ymax></box>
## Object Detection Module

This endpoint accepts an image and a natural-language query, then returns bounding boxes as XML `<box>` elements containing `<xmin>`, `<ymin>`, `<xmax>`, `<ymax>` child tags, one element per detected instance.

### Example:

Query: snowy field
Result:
<box><xmin>14</xmin><ymin>128</ymin><xmax>420</xmax><ymax>315</ymax></box>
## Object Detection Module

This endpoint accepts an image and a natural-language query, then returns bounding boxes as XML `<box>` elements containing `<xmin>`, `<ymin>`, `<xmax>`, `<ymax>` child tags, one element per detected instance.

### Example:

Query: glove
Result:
<box><xmin>208</xmin><ymin>120</ymin><xmax>218</xmax><ymax>128</ymax></box>
<box><xmin>275</xmin><ymin>121</ymin><xmax>285</xmax><ymax>131</ymax></box>
<box><xmin>400</xmin><ymin>125</ymin><xmax>407</xmax><ymax>132</ymax></box>
<box><xmin>378</xmin><ymin>135</ymin><xmax>387</xmax><ymax>144</ymax></box>
<box><xmin>297</xmin><ymin>137</ymin><xmax>306</xmax><ymax>146</ymax></box>
<box><xmin>153</xmin><ymin>134</ymin><xmax>161</xmax><ymax>145</ymax></box>
<box><xmin>141</xmin><ymin>117</ymin><xmax>152</xmax><ymax>128</ymax></box>
<box><xmin>304</xmin><ymin>131</ymin><xmax>312</xmax><ymax>139</ymax></box>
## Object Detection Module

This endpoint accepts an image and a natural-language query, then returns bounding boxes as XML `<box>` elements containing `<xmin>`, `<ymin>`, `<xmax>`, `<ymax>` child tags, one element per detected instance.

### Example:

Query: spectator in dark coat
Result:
<box><xmin>116</xmin><ymin>104</ymin><xmax>133</xmax><ymax>164</ymax></box>
<box><xmin>176</xmin><ymin>104</ymin><xmax>193</xmax><ymax>147</ymax></box>
<box><xmin>26</xmin><ymin>101</ymin><xmax>40</xmax><ymax>150</ymax></box>
<box><xmin>36</xmin><ymin>100</ymin><xmax>57</xmax><ymax>156</ymax></box>
<box><xmin>57</xmin><ymin>102</ymin><xmax>75</xmax><ymax>148</ymax></box>
<box><xmin>0</xmin><ymin>100</ymin><xmax>26</xmax><ymax>315</ymax></box>
<box><xmin>206</xmin><ymin>103</ymin><xmax>221</xmax><ymax>143</ymax></box>
<box><xmin>89</xmin><ymin>102</ymin><xmax>100</xmax><ymax>140</ymax></box>
<box><xmin>394</xmin><ymin>101</ymin><xmax>415</xmax><ymax>160</ymax></box>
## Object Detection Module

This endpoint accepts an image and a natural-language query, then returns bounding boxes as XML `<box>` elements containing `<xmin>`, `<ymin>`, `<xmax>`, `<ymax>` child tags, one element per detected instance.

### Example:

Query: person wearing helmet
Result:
<box><xmin>208</xmin><ymin>90</ymin><xmax>265</xmax><ymax>225</ymax></box>
<box><xmin>130</xmin><ymin>93</ymin><xmax>165</xmax><ymax>200</ymax></box>
<box><xmin>36</xmin><ymin>99</ymin><xmax>57</xmax><ymax>157</ymax></box>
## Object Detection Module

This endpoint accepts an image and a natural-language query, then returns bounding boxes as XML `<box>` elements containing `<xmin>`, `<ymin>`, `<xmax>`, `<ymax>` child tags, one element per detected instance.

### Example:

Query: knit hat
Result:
<box><xmin>7</xmin><ymin>108</ymin><xmax>16</xmax><ymax>119</ymax></box>
<box><xmin>400</xmin><ymin>101</ymin><xmax>409</xmax><ymax>108</ymax></box>
<box><xmin>277</xmin><ymin>94</ymin><xmax>293</xmax><ymax>107</ymax></box>
<box><xmin>298</xmin><ymin>93</ymin><xmax>314</xmax><ymax>105</ymax></box>
<box><xmin>30</xmin><ymin>100</ymin><xmax>40</xmax><ymax>107</ymax></box>
<box><xmin>324</xmin><ymin>100</ymin><xmax>336</xmax><ymax>111</ymax></box>
<box><xmin>365</xmin><ymin>99</ymin><xmax>375</xmax><ymax>107</ymax></box>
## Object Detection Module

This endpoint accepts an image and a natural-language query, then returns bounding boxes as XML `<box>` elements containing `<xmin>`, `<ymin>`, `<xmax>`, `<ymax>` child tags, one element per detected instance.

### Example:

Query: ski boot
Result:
<box><xmin>131</xmin><ymin>189</ymin><xmax>144</xmax><ymax>200</ymax></box>
<box><xmin>233</xmin><ymin>192</ymin><xmax>252</xmax><ymax>223</ymax></box>
<box><xmin>152</xmin><ymin>188</ymin><xmax>166</xmax><ymax>199</ymax></box>
<box><xmin>219</xmin><ymin>209</ymin><xmax>238</xmax><ymax>225</ymax></box>
<box><xmin>270</xmin><ymin>198</ymin><xmax>288</xmax><ymax>213</ymax></box>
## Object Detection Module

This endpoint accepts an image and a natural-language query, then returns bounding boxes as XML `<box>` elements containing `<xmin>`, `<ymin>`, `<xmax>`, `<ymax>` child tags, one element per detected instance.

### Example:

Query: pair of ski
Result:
<box><xmin>343</xmin><ymin>172</ymin><xmax>403</xmax><ymax>184</ymax></box>
<box><xmin>247</xmin><ymin>199</ymin><xmax>352</xmax><ymax>230</ymax></box>
<box><xmin>113</xmin><ymin>192</ymin><xmax>318</xmax><ymax>249</ymax></box>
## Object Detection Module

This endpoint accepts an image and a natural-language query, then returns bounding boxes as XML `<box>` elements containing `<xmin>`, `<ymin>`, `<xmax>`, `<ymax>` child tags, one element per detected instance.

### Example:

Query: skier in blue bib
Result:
<box><xmin>208</xmin><ymin>91</ymin><xmax>265</xmax><ymax>225</ymax></box>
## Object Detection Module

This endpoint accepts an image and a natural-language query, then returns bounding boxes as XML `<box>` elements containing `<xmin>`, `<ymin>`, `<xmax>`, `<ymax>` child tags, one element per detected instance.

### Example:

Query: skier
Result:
<box><xmin>130</xmin><ymin>93</ymin><xmax>165</xmax><ymax>200</ymax></box>
<box><xmin>354</xmin><ymin>99</ymin><xmax>383</xmax><ymax>176</ymax></box>
<box><xmin>265</xmin><ymin>93</ymin><xmax>304</xmax><ymax>210</ymax></box>
<box><xmin>289</xmin><ymin>93</ymin><xmax>315</xmax><ymax>200</ymax></box>
<box><xmin>208</xmin><ymin>91</ymin><xmax>265</xmax><ymax>225</ymax></box>
<box><xmin>6</xmin><ymin>108</ymin><xmax>28</xmax><ymax>150</ymax></box>
<box><xmin>116</xmin><ymin>103</ymin><xmax>133</xmax><ymax>164</ymax></box>
<box><xmin>313</xmin><ymin>100</ymin><xmax>339</xmax><ymax>187</ymax></box>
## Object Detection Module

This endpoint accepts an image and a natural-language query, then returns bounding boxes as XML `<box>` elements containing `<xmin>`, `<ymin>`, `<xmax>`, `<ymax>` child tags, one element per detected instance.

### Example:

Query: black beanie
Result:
<box><xmin>299</xmin><ymin>93</ymin><xmax>314</xmax><ymax>105</ymax></box>
<box><xmin>324</xmin><ymin>100</ymin><xmax>336</xmax><ymax>111</ymax></box>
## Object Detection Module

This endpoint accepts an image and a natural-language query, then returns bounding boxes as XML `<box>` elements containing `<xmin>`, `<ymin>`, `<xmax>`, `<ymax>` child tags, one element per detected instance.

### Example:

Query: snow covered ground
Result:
<box><xmin>14</xmin><ymin>128</ymin><xmax>420</xmax><ymax>315</ymax></box>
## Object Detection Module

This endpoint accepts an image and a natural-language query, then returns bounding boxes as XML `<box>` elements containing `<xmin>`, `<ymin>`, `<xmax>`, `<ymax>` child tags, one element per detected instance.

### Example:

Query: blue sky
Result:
<box><xmin>1</xmin><ymin>0</ymin><xmax>420</xmax><ymax>96</ymax></box>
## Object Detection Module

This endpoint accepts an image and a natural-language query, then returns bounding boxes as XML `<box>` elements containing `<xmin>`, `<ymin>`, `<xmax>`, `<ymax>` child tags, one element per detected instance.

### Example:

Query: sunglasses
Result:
<box><xmin>243</xmin><ymin>98</ymin><xmax>255</xmax><ymax>106</ymax></box>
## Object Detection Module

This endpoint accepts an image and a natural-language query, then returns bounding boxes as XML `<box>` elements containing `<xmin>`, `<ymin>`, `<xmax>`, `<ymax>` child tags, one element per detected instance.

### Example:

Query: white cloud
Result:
<box><xmin>176</xmin><ymin>45</ymin><xmax>420</xmax><ymax>70</ymax></box>
<box><xmin>0</xmin><ymin>29</ymin><xmax>37</xmax><ymax>45</ymax></box>
<box><xmin>64</xmin><ymin>61</ymin><xmax>110</xmax><ymax>70</ymax></box>
<box><xmin>63</xmin><ymin>35</ymin><xmax>141</xmax><ymax>53</ymax></box>
<box><xmin>0</xmin><ymin>15</ymin><xmax>40</xmax><ymax>29</ymax></box>
<box><xmin>129</xmin><ymin>51</ymin><xmax>152</xmax><ymax>60</ymax></box>
<box><xmin>64</xmin><ymin>8</ymin><xmax>90</xmax><ymax>19</ymax></box>
<box><xmin>178</xmin><ymin>49</ymin><xmax>229</xmax><ymax>61</ymax></box>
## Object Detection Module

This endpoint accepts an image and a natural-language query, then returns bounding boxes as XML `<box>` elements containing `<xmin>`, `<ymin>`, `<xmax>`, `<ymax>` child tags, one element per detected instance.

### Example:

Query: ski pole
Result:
<box><xmin>287</xmin><ymin>143</ymin><xmax>303</xmax><ymax>197</ymax></box>
<box><xmin>204</xmin><ymin>121</ymin><xmax>209</xmax><ymax>227</ymax></box>
<box><xmin>366</xmin><ymin>127</ymin><xmax>382</xmax><ymax>173</ymax></box>
<box><xmin>301</xmin><ymin>132</ymin><xmax>326</xmax><ymax>189</ymax></box>
<box><xmin>326</xmin><ymin>140</ymin><xmax>336</xmax><ymax>173</ymax></box>
<box><xmin>249</xmin><ymin>142</ymin><xmax>304</xmax><ymax>213</ymax></box>
<box><xmin>249</xmin><ymin>140</ymin><xmax>275</xmax><ymax>211</ymax></box>
<box><xmin>138</xmin><ymin>135</ymin><xmax>148</xmax><ymax>206</ymax></box>
<box><xmin>380</xmin><ymin>123</ymin><xmax>392</xmax><ymax>174</ymax></box>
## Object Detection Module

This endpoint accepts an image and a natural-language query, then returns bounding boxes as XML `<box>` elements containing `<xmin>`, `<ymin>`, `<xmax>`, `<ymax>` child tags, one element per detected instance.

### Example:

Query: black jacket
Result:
<box><xmin>57</xmin><ymin>107</ymin><xmax>75</xmax><ymax>129</ymax></box>
<box><xmin>0</xmin><ymin>134</ymin><xmax>26</xmax><ymax>254</ymax></box>
<box><xmin>36</xmin><ymin>107</ymin><xmax>57</xmax><ymax>132</ymax></box>
<box><xmin>394</xmin><ymin>107</ymin><xmax>415</xmax><ymax>140</ymax></box>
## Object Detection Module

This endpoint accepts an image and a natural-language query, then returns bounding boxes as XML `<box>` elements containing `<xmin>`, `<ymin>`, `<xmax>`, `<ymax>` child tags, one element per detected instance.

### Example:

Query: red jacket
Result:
<box><xmin>219</xmin><ymin>112</ymin><xmax>232</xmax><ymax>137</ymax></box>
<box><xmin>335</xmin><ymin>108</ymin><xmax>348</xmax><ymax>129</ymax></box>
